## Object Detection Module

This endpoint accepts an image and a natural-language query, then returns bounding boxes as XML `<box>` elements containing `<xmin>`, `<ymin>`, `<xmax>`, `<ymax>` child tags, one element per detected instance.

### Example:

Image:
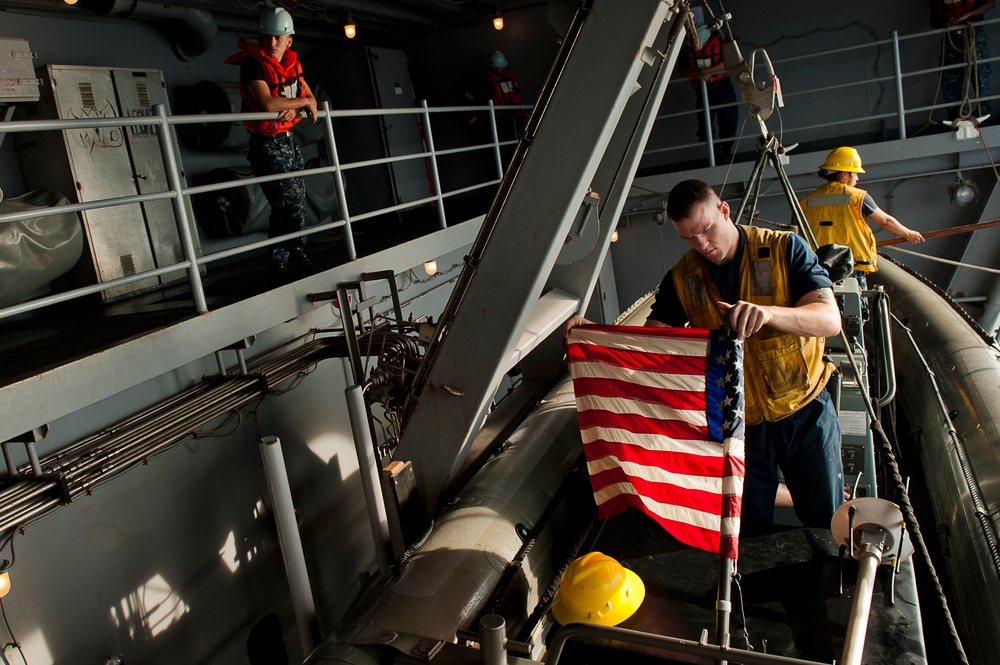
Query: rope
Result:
<box><xmin>881</xmin><ymin>311</ymin><xmax>1000</xmax><ymax>664</ymax></box>
<box><xmin>870</xmin><ymin>413</ymin><xmax>970</xmax><ymax>665</ymax></box>
<box><xmin>980</xmin><ymin>133</ymin><xmax>1000</xmax><ymax>183</ymax></box>
<box><xmin>880</xmin><ymin>245</ymin><xmax>1000</xmax><ymax>274</ymax></box>
<box><xmin>836</xmin><ymin>291</ymin><xmax>970</xmax><ymax>664</ymax></box>
<box><xmin>926</xmin><ymin>23</ymin><xmax>984</xmax><ymax>130</ymax></box>
<box><xmin>954</xmin><ymin>23</ymin><xmax>982</xmax><ymax>120</ymax></box>
<box><xmin>881</xmin><ymin>254</ymin><xmax>1000</xmax><ymax>348</ymax></box>
<box><xmin>926</xmin><ymin>32</ymin><xmax>948</xmax><ymax>129</ymax></box>
<box><xmin>720</xmin><ymin>111</ymin><xmax>749</xmax><ymax>193</ymax></box>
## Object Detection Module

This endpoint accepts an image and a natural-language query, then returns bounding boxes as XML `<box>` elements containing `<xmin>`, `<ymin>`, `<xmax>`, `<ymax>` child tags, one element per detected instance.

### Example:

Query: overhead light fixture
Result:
<box><xmin>610</xmin><ymin>230</ymin><xmax>619</xmax><ymax>243</ymax></box>
<box><xmin>493</xmin><ymin>10</ymin><xmax>504</xmax><ymax>30</ymax></box>
<box><xmin>344</xmin><ymin>12</ymin><xmax>357</xmax><ymax>39</ymax></box>
<box><xmin>423</xmin><ymin>260</ymin><xmax>437</xmax><ymax>276</ymax></box>
<box><xmin>0</xmin><ymin>559</ymin><xmax>10</xmax><ymax>598</ymax></box>
<box><xmin>64</xmin><ymin>0</ymin><xmax>78</xmax><ymax>4</ymax></box>
<box><xmin>949</xmin><ymin>176</ymin><xmax>979</xmax><ymax>207</ymax></box>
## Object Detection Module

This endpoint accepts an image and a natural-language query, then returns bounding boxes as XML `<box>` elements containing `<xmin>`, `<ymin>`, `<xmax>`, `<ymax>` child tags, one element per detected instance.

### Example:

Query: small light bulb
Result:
<box><xmin>424</xmin><ymin>260</ymin><xmax>437</xmax><ymax>275</ymax></box>
<box><xmin>955</xmin><ymin>184</ymin><xmax>976</xmax><ymax>206</ymax></box>
<box><xmin>611</xmin><ymin>230</ymin><xmax>619</xmax><ymax>243</ymax></box>
<box><xmin>0</xmin><ymin>571</ymin><xmax>11</xmax><ymax>598</ymax></box>
<box><xmin>344</xmin><ymin>15</ymin><xmax>356</xmax><ymax>39</ymax></box>
<box><xmin>64</xmin><ymin>0</ymin><xmax>78</xmax><ymax>4</ymax></box>
<box><xmin>950</xmin><ymin>178</ymin><xmax>979</xmax><ymax>207</ymax></box>
<box><xmin>493</xmin><ymin>14</ymin><xmax>504</xmax><ymax>30</ymax></box>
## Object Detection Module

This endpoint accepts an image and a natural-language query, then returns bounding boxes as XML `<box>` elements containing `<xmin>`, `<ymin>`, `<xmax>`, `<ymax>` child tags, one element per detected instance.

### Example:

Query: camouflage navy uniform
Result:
<box><xmin>226</xmin><ymin>36</ymin><xmax>314</xmax><ymax>276</ymax></box>
<box><xmin>248</xmin><ymin>132</ymin><xmax>306</xmax><ymax>265</ymax></box>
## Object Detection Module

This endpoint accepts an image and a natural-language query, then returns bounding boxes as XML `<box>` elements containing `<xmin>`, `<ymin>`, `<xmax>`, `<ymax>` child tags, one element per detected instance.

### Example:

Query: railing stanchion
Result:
<box><xmin>699</xmin><ymin>79</ymin><xmax>716</xmax><ymax>167</ymax></box>
<box><xmin>155</xmin><ymin>103</ymin><xmax>208</xmax><ymax>314</ymax></box>
<box><xmin>420</xmin><ymin>100</ymin><xmax>448</xmax><ymax>229</ymax></box>
<box><xmin>321</xmin><ymin>101</ymin><xmax>357</xmax><ymax>260</ymax></box>
<box><xmin>892</xmin><ymin>31</ymin><xmax>907</xmax><ymax>140</ymax></box>
<box><xmin>488</xmin><ymin>100</ymin><xmax>504</xmax><ymax>178</ymax></box>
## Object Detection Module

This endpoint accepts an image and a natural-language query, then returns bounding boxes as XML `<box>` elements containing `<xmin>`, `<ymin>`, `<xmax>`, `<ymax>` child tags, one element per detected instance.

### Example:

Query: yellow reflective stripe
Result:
<box><xmin>805</xmin><ymin>193</ymin><xmax>852</xmax><ymax>207</ymax></box>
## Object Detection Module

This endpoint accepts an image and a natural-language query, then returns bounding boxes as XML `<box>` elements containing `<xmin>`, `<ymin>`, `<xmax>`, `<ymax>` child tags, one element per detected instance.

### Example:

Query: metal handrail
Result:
<box><xmin>651</xmin><ymin>16</ymin><xmax>1000</xmax><ymax>161</ymax></box>
<box><xmin>0</xmin><ymin>15</ymin><xmax>994</xmax><ymax>322</ymax></box>
<box><xmin>0</xmin><ymin>99</ymin><xmax>527</xmax><ymax>323</ymax></box>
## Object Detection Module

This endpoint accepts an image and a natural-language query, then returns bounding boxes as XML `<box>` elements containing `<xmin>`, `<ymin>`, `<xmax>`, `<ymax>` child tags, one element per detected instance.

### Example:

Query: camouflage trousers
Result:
<box><xmin>248</xmin><ymin>132</ymin><xmax>306</xmax><ymax>264</ymax></box>
<box><xmin>942</xmin><ymin>26</ymin><xmax>991</xmax><ymax>118</ymax></box>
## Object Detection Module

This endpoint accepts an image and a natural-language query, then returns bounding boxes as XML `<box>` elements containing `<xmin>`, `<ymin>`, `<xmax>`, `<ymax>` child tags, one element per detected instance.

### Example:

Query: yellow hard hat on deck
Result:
<box><xmin>551</xmin><ymin>552</ymin><xmax>645</xmax><ymax>626</ymax></box>
<box><xmin>819</xmin><ymin>146</ymin><xmax>866</xmax><ymax>173</ymax></box>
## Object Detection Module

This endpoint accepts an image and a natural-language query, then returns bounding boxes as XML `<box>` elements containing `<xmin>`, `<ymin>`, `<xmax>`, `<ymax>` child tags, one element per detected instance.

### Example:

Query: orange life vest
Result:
<box><xmin>486</xmin><ymin>68</ymin><xmax>523</xmax><ymax>107</ymax></box>
<box><xmin>225</xmin><ymin>38</ymin><xmax>305</xmax><ymax>137</ymax></box>
<box><xmin>685</xmin><ymin>33</ymin><xmax>729</xmax><ymax>83</ymax></box>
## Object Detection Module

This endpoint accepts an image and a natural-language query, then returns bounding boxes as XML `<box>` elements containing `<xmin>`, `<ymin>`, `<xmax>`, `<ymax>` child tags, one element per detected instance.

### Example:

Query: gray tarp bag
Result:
<box><xmin>0</xmin><ymin>189</ymin><xmax>84</xmax><ymax>309</ymax></box>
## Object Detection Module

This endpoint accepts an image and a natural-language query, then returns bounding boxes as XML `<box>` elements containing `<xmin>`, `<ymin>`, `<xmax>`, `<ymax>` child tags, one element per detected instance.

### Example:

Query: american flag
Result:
<box><xmin>566</xmin><ymin>325</ymin><xmax>745</xmax><ymax>560</ymax></box>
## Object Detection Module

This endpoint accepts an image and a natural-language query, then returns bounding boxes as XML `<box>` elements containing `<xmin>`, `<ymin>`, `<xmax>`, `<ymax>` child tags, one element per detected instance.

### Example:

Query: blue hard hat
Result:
<box><xmin>488</xmin><ymin>51</ymin><xmax>508</xmax><ymax>68</ymax></box>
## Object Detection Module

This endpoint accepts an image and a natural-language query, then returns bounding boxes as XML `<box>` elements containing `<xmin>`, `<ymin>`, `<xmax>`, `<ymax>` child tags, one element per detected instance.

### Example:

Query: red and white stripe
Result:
<box><xmin>567</xmin><ymin>325</ymin><xmax>744</xmax><ymax>559</ymax></box>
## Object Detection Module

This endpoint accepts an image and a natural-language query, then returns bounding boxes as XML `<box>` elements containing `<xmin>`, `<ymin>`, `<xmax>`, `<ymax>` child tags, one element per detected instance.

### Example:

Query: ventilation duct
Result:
<box><xmin>84</xmin><ymin>0</ymin><xmax>218</xmax><ymax>61</ymax></box>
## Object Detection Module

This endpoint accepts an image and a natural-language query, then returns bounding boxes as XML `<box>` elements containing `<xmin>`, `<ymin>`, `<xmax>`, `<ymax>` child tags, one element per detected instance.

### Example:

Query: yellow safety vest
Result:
<box><xmin>799</xmin><ymin>182</ymin><xmax>877</xmax><ymax>272</ymax></box>
<box><xmin>671</xmin><ymin>225</ymin><xmax>834</xmax><ymax>425</ymax></box>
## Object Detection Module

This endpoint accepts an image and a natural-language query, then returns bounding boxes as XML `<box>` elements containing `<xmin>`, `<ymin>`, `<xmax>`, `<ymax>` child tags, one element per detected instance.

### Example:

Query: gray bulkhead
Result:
<box><xmin>0</xmin><ymin>0</ymin><xmax>998</xmax><ymax>663</ymax></box>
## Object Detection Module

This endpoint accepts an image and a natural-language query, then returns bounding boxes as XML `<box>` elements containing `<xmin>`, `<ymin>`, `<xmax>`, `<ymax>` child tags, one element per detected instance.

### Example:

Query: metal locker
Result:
<box><xmin>111</xmin><ymin>68</ymin><xmax>203</xmax><ymax>286</ymax></box>
<box><xmin>16</xmin><ymin>65</ymin><xmax>158</xmax><ymax>301</ymax></box>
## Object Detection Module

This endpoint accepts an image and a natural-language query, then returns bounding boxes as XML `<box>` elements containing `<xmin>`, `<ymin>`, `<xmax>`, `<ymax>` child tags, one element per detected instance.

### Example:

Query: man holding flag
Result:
<box><xmin>566</xmin><ymin>179</ymin><xmax>843</xmax><ymax>532</ymax></box>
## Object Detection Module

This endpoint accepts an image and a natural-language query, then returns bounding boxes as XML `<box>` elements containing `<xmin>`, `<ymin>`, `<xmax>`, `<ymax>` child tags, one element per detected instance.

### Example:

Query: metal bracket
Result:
<box><xmin>557</xmin><ymin>189</ymin><xmax>602</xmax><ymax>265</ymax></box>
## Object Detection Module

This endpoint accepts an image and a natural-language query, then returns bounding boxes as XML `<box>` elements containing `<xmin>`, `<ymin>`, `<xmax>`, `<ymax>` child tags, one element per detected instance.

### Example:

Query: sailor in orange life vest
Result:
<box><xmin>678</xmin><ymin>11</ymin><xmax>738</xmax><ymax>164</ymax></box>
<box><xmin>467</xmin><ymin>51</ymin><xmax>526</xmax><ymax>138</ymax></box>
<box><xmin>484</xmin><ymin>51</ymin><xmax>524</xmax><ymax>109</ymax></box>
<box><xmin>800</xmin><ymin>147</ymin><xmax>924</xmax><ymax>291</ymax></box>
<box><xmin>565</xmin><ymin>179</ymin><xmax>845</xmax><ymax>530</ymax></box>
<box><xmin>226</xmin><ymin>7</ymin><xmax>318</xmax><ymax>283</ymax></box>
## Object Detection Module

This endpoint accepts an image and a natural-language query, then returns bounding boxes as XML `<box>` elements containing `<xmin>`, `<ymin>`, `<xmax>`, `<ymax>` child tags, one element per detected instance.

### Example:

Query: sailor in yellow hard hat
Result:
<box><xmin>550</xmin><ymin>552</ymin><xmax>645</xmax><ymax>626</ymax></box>
<box><xmin>799</xmin><ymin>147</ymin><xmax>924</xmax><ymax>289</ymax></box>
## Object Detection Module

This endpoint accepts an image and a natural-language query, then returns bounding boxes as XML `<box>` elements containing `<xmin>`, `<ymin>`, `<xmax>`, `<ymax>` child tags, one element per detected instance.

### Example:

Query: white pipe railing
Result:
<box><xmin>0</xmin><ymin>16</ymin><xmax>995</xmax><ymax>322</ymax></box>
<box><xmin>649</xmin><ymin>17</ymin><xmax>1000</xmax><ymax>161</ymax></box>
<box><xmin>0</xmin><ymin>100</ymin><xmax>529</xmax><ymax>323</ymax></box>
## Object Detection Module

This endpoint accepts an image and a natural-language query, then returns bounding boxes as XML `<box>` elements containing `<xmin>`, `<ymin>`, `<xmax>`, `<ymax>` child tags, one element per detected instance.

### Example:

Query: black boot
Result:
<box><xmin>288</xmin><ymin>246</ymin><xmax>316</xmax><ymax>275</ymax></box>
<box><xmin>268</xmin><ymin>258</ymin><xmax>298</xmax><ymax>286</ymax></box>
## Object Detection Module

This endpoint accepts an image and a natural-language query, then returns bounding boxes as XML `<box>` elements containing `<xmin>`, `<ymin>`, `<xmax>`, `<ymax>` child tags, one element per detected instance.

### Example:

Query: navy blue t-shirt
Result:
<box><xmin>861</xmin><ymin>192</ymin><xmax>877</xmax><ymax>217</ymax></box>
<box><xmin>648</xmin><ymin>228</ymin><xmax>833</xmax><ymax>326</ymax></box>
<box><xmin>240</xmin><ymin>58</ymin><xmax>301</xmax><ymax>106</ymax></box>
